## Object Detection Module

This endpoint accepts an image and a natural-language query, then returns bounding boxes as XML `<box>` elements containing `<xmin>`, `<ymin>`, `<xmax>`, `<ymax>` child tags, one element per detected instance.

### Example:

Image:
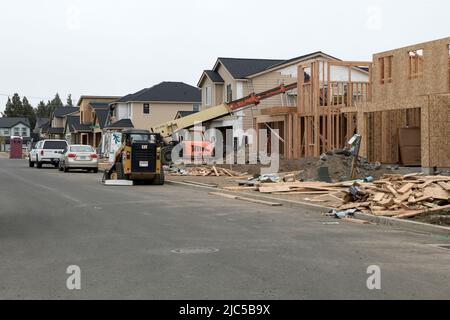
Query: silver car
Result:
<box><xmin>58</xmin><ymin>145</ymin><xmax>99</xmax><ymax>173</ymax></box>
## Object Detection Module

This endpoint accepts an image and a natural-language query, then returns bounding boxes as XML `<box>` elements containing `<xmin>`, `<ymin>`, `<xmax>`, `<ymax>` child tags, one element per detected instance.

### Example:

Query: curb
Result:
<box><xmin>166</xmin><ymin>179</ymin><xmax>450</xmax><ymax>237</ymax></box>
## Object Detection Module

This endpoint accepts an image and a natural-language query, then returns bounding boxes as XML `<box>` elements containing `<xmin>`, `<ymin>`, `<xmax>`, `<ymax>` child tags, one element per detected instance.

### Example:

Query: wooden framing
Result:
<box><xmin>297</xmin><ymin>59</ymin><xmax>372</xmax><ymax>158</ymax></box>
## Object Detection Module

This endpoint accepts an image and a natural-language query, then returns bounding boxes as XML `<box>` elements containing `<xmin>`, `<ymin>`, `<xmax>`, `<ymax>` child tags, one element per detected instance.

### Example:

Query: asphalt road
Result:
<box><xmin>0</xmin><ymin>157</ymin><xmax>450</xmax><ymax>299</ymax></box>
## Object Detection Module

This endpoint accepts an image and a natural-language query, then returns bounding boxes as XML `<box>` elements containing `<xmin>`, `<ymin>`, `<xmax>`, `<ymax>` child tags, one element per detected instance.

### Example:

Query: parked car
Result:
<box><xmin>29</xmin><ymin>139</ymin><xmax>68</xmax><ymax>168</ymax></box>
<box><xmin>58</xmin><ymin>145</ymin><xmax>99</xmax><ymax>173</ymax></box>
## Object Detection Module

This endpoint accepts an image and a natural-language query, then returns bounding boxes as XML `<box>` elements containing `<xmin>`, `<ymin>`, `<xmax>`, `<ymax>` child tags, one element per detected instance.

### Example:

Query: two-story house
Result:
<box><xmin>108</xmin><ymin>81</ymin><xmax>201</xmax><ymax>130</ymax></box>
<box><xmin>198</xmin><ymin>53</ymin><xmax>369</xmax><ymax>159</ymax></box>
<box><xmin>47</xmin><ymin>106</ymin><xmax>79</xmax><ymax>139</ymax></box>
<box><xmin>75</xmin><ymin>96</ymin><xmax>121</xmax><ymax>146</ymax></box>
<box><xmin>358</xmin><ymin>37</ymin><xmax>450</xmax><ymax>173</ymax></box>
<box><xmin>0</xmin><ymin>117</ymin><xmax>31</xmax><ymax>151</ymax></box>
<box><xmin>34</xmin><ymin>117</ymin><xmax>49</xmax><ymax>138</ymax></box>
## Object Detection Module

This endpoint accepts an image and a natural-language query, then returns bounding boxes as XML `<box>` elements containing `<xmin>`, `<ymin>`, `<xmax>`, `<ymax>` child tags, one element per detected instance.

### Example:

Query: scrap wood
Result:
<box><xmin>398</xmin><ymin>183</ymin><xmax>415</xmax><ymax>194</ymax></box>
<box><xmin>393</xmin><ymin>204</ymin><xmax>450</xmax><ymax>219</ymax></box>
<box><xmin>223</xmin><ymin>186</ymin><xmax>258</xmax><ymax>191</ymax></box>
<box><xmin>339</xmin><ymin>202</ymin><xmax>371</xmax><ymax>210</ymax></box>
<box><xmin>437</xmin><ymin>181</ymin><xmax>450</xmax><ymax>191</ymax></box>
<box><xmin>212</xmin><ymin>166</ymin><xmax>220</xmax><ymax>177</ymax></box>
<box><xmin>208</xmin><ymin>192</ymin><xmax>282</xmax><ymax>207</ymax></box>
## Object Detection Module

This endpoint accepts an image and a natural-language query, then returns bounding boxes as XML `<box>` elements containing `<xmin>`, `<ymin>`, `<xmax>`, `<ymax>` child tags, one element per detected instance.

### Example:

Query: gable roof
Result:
<box><xmin>53</xmin><ymin>106</ymin><xmax>79</xmax><ymax>117</ymax></box>
<box><xmin>0</xmin><ymin>117</ymin><xmax>30</xmax><ymax>128</ymax></box>
<box><xmin>65</xmin><ymin>115</ymin><xmax>92</xmax><ymax>133</ymax></box>
<box><xmin>216</xmin><ymin>57</ymin><xmax>285</xmax><ymax>79</ymax></box>
<box><xmin>94</xmin><ymin>109</ymin><xmax>110</xmax><ymax>129</ymax></box>
<box><xmin>175</xmin><ymin>110</ymin><xmax>198</xmax><ymax>119</ymax></box>
<box><xmin>114</xmin><ymin>82</ymin><xmax>201</xmax><ymax>104</ymax></box>
<box><xmin>199</xmin><ymin>52</ymin><xmax>342</xmax><ymax>86</ymax></box>
<box><xmin>36</xmin><ymin>117</ymin><xmax>49</xmax><ymax>128</ymax></box>
<box><xmin>106</xmin><ymin>118</ymin><xmax>134</xmax><ymax>129</ymax></box>
<box><xmin>76</xmin><ymin>96</ymin><xmax>121</xmax><ymax>107</ymax></box>
<box><xmin>89</xmin><ymin>102</ymin><xmax>110</xmax><ymax>110</ymax></box>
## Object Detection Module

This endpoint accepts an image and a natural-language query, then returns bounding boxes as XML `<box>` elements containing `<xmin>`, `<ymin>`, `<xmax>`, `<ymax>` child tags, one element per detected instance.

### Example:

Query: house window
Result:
<box><xmin>408</xmin><ymin>49</ymin><xmax>424</xmax><ymax>79</ymax></box>
<box><xmin>14</xmin><ymin>128</ymin><xmax>20</xmax><ymax>136</ymax></box>
<box><xmin>3</xmin><ymin>129</ymin><xmax>9</xmax><ymax>136</ymax></box>
<box><xmin>226</xmin><ymin>84</ymin><xmax>233</xmax><ymax>103</ymax></box>
<box><xmin>21</xmin><ymin>128</ymin><xmax>27</xmax><ymax>137</ymax></box>
<box><xmin>205</xmin><ymin>86</ymin><xmax>212</xmax><ymax>106</ymax></box>
<box><xmin>143</xmin><ymin>103</ymin><xmax>150</xmax><ymax>114</ymax></box>
<box><xmin>193</xmin><ymin>104</ymin><xmax>200</xmax><ymax>112</ymax></box>
<box><xmin>379</xmin><ymin>55</ymin><xmax>393</xmax><ymax>84</ymax></box>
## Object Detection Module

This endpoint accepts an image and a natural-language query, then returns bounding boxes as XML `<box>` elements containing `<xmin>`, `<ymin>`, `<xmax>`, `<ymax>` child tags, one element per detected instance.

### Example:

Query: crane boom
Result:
<box><xmin>151</xmin><ymin>82</ymin><xmax>297</xmax><ymax>143</ymax></box>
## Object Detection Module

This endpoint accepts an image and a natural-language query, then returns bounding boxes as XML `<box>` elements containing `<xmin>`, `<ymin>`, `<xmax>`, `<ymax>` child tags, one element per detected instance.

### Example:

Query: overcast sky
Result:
<box><xmin>0</xmin><ymin>0</ymin><xmax>449</xmax><ymax>113</ymax></box>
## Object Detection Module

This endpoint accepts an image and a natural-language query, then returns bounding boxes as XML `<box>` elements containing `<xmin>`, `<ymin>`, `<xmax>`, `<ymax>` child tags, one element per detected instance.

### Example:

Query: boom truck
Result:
<box><xmin>103</xmin><ymin>82</ymin><xmax>297</xmax><ymax>185</ymax></box>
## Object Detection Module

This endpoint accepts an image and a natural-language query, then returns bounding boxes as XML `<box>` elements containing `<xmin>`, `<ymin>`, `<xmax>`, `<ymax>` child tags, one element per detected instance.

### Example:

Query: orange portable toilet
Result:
<box><xmin>9</xmin><ymin>137</ymin><xmax>23</xmax><ymax>159</ymax></box>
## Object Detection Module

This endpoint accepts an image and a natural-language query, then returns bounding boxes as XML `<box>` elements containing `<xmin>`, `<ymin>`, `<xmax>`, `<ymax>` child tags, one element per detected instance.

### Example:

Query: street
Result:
<box><xmin>0</xmin><ymin>157</ymin><xmax>450</xmax><ymax>299</ymax></box>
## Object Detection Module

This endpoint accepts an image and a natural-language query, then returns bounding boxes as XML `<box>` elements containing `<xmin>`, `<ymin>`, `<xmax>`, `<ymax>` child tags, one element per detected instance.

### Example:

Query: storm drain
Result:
<box><xmin>171</xmin><ymin>248</ymin><xmax>219</xmax><ymax>254</ymax></box>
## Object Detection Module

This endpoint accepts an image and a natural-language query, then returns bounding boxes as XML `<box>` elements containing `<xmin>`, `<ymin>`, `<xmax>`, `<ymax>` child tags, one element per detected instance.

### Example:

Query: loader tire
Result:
<box><xmin>116</xmin><ymin>163</ymin><xmax>126</xmax><ymax>180</ymax></box>
<box><xmin>161</xmin><ymin>146</ymin><xmax>173</xmax><ymax>166</ymax></box>
<box><xmin>153</xmin><ymin>166</ymin><xmax>165</xmax><ymax>185</ymax></box>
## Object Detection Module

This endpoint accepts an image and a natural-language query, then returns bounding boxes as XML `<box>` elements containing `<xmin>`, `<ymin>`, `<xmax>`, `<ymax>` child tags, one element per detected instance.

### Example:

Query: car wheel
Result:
<box><xmin>29</xmin><ymin>158</ymin><xmax>35</xmax><ymax>168</ymax></box>
<box><xmin>92</xmin><ymin>168</ymin><xmax>98</xmax><ymax>174</ymax></box>
<box><xmin>36</xmin><ymin>158</ymin><xmax>42</xmax><ymax>168</ymax></box>
<box><xmin>58</xmin><ymin>162</ymin><xmax>63</xmax><ymax>171</ymax></box>
<box><xmin>63</xmin><ymin>164</ymin><xmax>69</xmax><ymax>172</ymax></box>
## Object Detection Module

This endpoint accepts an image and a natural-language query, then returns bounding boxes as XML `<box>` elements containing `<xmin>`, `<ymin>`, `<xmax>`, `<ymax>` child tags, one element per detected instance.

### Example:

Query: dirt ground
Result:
<box><xmin>216</xmin><ymin>154</ymin><xmax>422</xmax><ymax>182</ymax></box>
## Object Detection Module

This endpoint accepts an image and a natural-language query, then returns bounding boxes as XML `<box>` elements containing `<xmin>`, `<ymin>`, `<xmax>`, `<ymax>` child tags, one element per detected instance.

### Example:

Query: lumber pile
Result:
<box><xmin>170</xmin><ymin>165</ymin><xmax>246</xmax><ymax>177</ymax></box>
<box><xmin>338</xmin><ymin>173</ymin><xmax>450</xmax><ymax>219</ymax></box>
<box><xmin>246</xmin><ymin>172</ymin><xmax>450</xmax><ymax>219</ymax></box>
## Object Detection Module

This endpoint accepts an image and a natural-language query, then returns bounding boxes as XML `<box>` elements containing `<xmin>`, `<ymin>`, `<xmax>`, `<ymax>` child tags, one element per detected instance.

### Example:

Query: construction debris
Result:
<box><xmin>169</xmin><ymin>165</ymin><xmax>247</xmax><ymax>177</ymax></box>
<box><xmin>231</xmin><ymin>172</ymin><xmax>450</xmax><ymax>221</ymax></box>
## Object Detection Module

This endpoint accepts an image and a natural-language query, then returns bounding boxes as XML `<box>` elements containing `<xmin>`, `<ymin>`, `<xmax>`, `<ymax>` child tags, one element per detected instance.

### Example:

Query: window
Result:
<box><xmin>4</xmin><ymin>129</ymin><xmax>9</xmax><ymax>136</ymax></box>
<box><xmin>193</xmin><ymin>104</ymin><xmax>200</xmax><ymax>112</ymax></box>
<box><xmin>143</xmin><ymin>103</ymin><xmax>150</xmax><ymax>114</ymax></box>
<box><xmin>226</xmin><ymin>84</ymin><xmax>233</xmax><ymax>103</ymax></box>
<box><xmin>205</xmin><ymin>86</ymin><xmax>212</xmax><ymax>106</ymax></box>
<box><xmin>379</xmin><ymin>55</ymin><xmax>393</xmax><ymax>84</ymax></box>
<box><xmin>14</xmin><ymin>128</ymin><xmax>20</xmax><ymax>136</ymax></box>
<box><xmin>21</xmin><ymin>128</ymin><xmax>27</xmax><ymax>137</ymax></box>
<box><xmin>408</xmin><ymin>49</ymin><xmax>424</xmax><ymax>79</ymax></box>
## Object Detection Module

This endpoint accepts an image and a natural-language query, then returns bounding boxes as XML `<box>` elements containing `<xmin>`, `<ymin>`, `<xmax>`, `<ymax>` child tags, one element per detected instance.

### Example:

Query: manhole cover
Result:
<box><xmin>171</xmin><ymin>248</ymin><xmax>219</xmax><ymax>254</ymax></box>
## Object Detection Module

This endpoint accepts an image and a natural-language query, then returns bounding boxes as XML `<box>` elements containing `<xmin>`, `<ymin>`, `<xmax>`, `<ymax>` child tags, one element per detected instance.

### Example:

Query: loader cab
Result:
<box><xmin>113</xmin><ymin>129</ymin><xmax>165</xmax><ymax>184</ymax></box>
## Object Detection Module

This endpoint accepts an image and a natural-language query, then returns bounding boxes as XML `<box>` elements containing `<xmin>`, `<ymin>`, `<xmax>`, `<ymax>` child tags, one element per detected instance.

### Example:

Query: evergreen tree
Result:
<box><xmin>22</xmin><ymin>97</ymin><xmax>36</xmax><ymax>129</ymax></box>
<box><xmin>35</xmin><ymin>101</ymin><xmax>49</xmax><ymax>117</ymax></box>
<box><xmin>47</xmin><ymin>93</ymin><xmax>64</xmax><ymax>116</ymax></box>
<box><xmin>67</xmin><ymin>94</ymin><xmax>73</xmax><ymax>107</ymax></box>
<box><xmin>4</xmin><ymin>93</ymin><xmax>24</xmax><ymax>117</ymax></box>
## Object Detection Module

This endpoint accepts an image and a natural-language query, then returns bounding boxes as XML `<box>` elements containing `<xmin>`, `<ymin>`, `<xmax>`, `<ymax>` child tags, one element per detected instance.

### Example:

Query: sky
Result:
<box><xmin>0</xmin><ymin>0</ymin><xmax>449</xmax><ymax>113</ymax></box>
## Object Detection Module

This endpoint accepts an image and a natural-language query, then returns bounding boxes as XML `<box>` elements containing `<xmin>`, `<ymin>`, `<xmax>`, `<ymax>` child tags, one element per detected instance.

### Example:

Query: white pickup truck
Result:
<box><xmin>29</xmin><ymin>140</ymin><xmax>69</xmax><ymax>168</ymax></box>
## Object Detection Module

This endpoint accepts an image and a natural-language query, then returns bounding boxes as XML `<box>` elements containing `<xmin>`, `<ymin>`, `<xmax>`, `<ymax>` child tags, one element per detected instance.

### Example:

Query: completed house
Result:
<box><xmin>0</xmin><ymin>117</ymin><xmax>31</xmax><ymax>151</ymax></box>
<box><xmin>75</xmin><ymin>96</ymin><xmax>121</xmax><ymax>146</ymax></box>
<box><xmin>108</xmin><ymin>81</ymin><xmax>201</xmax><ymax>130</ymax></box>
<box><xmin>34</xmin><ymin>117</ymin><xmax>49</xmax><ymax>138</ymax></box>
<box><xmin>46</xmin><ymin>106</ymin><xmax>79</xmax><ymax>139</ymax></box>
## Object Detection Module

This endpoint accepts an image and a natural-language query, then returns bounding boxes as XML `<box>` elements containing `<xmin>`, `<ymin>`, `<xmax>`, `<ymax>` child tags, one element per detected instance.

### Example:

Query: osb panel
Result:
<box><xmin>365</xmin><ymin>108</ymin><xmax>421</xmax><ymax>164</ymax></box>
<box><xmin>425</xmin><ymin>94</ymin><xmax>450</xmax><ymax>167</ymax></box>
<box><xmin>371</xmin><ymin>37</ymin><xmax>450</xmax><ymax>106</ymax></box>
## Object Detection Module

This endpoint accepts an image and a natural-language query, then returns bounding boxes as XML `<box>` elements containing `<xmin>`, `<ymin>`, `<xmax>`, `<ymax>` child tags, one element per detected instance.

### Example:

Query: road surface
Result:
<box><xmin>0</xmin><ymin>158</ymin><xmax>449</xmax><ymax>299</ymax></box>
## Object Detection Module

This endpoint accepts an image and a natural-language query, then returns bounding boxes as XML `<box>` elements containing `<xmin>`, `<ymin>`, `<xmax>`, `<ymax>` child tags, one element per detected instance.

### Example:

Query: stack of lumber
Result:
<box><xmin>338</xmin><ymin>173</ymin><xmax>450</xmax><ymax>219</ymax></box>
<box><xmin>172</xmin><ymin>165</ymin><xmax>246</xmax><ymax>177</ymax></box>
<box><xmin>244</xmin><ymin>173</ymin><xmax>450</xmax><ymax>219</ymax></box>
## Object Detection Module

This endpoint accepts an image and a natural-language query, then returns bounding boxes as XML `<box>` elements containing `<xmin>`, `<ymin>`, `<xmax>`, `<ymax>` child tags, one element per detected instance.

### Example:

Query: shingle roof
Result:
<box><xmin>217</xmin><ymin>58</ymin><xmax>285</xmax><ymax>79</ymax></box>
<box><xmin>115</xmin><ymin>82</ymin><xmax>201</xmax><ymax>103</ymax></box>
<box><xmin>89</xmin><ymin>102</ymin><xmax>110</xmax><ymax>110</ymax></box>
<box><xmin>0</xmin><ymin>117</ymin><xmax>30</xmax><ymax>128</ymax></box>
<box><xmin>175</xmin><ymin>111</ymin><xmax>198</xmax><ymax>119</ymax></box>
<box><xmin>204</xmin><ymin>70</ymin><xmax>224</xmax><ymax>83</ymax></box>
<box><xmin>95</xmin><ymin>109</ymin><xmax>110</xmax><ymax>129</ymax></box>
<box><xmin>48</xmin><ymin>127</ymin><xmax>64</xmax><ymax>134</ymax></box>
<box><xmin>53</xmin><ymin>106</ymin><xmax>79</xmax><ymax>117</ymax></box>
<box><xmin>36</xmin><ymin>117</ymin><xmax>49</xmax><ymax>128</ymax></box>
<box><xmin>106</xmin><ymin>119</ymin><xmax>134</xmax><ymax>129</ymax></box>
